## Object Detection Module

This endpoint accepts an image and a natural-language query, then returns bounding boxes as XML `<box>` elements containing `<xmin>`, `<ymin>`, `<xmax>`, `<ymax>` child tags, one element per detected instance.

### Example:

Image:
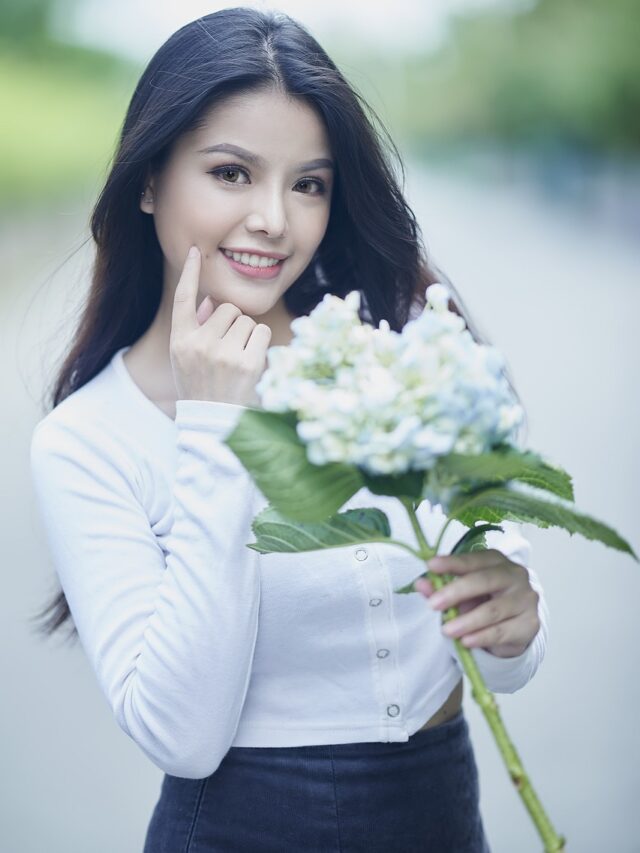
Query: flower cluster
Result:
<box><xmin>255</xmin><ymin>283</ymin><xmax>524</xmax><ymax>476</ymax></box>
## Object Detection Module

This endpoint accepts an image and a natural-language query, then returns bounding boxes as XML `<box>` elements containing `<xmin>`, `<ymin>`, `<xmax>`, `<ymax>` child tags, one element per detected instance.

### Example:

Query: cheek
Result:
<box><xmin>157</xmin><ymin>204</ymin><xmax>227</xmax><ymax>261</ymax></box>
<box><xmin>296</xmin><ymin>202</ymin><xmax>331</xmax><ymax>249</ymax></box>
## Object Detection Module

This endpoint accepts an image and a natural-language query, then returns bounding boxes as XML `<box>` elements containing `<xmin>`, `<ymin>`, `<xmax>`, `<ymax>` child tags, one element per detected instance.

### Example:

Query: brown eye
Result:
<box><xmin>209</xmin><ymin>165</ymin><xmax>249</xmax><ymax>184</ymax></box>
<box><xmin>297</xmin><ymin>178</ymin><xmax>325</xmax><ymax>194</ymax></box>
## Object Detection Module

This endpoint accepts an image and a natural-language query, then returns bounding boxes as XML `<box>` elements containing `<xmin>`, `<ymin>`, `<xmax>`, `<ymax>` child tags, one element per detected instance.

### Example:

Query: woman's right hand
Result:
<box><xmin>169</xmin><ymin>245</ymin><xmax>273</xmax><ymax>407</ymax></box>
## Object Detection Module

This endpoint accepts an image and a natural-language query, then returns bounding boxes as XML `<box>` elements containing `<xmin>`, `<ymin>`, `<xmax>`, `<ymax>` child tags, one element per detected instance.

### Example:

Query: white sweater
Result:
<box><xmin>29</xmin><ymin>345</ymin><xmax>549</xmax><ymax>780</ymax></box>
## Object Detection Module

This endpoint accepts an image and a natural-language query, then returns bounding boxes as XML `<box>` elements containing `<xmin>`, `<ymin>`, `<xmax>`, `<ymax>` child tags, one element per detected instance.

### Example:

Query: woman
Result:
<box><xmin>30</xmin><ymin>8</ymin><xmax>548</xmax><ymax>851</ymax></box>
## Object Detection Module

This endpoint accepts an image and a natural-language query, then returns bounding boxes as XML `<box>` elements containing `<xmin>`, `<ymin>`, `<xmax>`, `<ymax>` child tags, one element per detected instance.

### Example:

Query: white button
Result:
<box><xmin>387</xmin><ymin>704</ymin><xmax>400</xmax><ymax>717</ymax></box>
<box><xmin>355</xmin><ymin>548</ymin><xmax>368</xmax><ymax>561</ymax></box>
<box><xmin>376</xmin><ymin>649</ymin><xmax>390</xmax><ymax>658</ymax></box>
<box><xmin>369</xmin><ymin>597</ymin><xmax>382</xmax><ymax>607</ymax></box>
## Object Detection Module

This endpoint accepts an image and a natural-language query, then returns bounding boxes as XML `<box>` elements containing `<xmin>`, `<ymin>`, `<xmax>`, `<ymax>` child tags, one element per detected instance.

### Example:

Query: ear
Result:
<box><xmin>139</xmin><ymin>176</ymin><xmax>156</xmax><ymax>214</ymax></box>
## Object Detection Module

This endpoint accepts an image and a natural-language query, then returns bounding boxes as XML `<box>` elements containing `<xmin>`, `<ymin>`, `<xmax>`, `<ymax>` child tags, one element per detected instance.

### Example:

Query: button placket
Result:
<box><xmin>354</xmin><ymin>544</ymin><xmax>403</xmax><ymax>727</ymax></box>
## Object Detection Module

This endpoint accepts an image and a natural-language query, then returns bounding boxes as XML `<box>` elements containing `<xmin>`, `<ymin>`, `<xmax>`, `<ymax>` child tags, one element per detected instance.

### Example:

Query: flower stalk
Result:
<box><xmin>404</xmin><ymin>499</ymin><xmax>566</xmax><ymax>853</ymax></box>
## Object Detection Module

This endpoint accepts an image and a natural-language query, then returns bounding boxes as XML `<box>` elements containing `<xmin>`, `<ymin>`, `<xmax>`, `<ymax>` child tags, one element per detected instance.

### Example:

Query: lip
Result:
<box><xmin>219</xmin><ymin>248</ymin><xmax>286</xmax><ymax>280</ymax></box>
<box><xmin>221</xmin><ymin>246</ymin><xmax>289</xmax><ymax>260</ymax></box>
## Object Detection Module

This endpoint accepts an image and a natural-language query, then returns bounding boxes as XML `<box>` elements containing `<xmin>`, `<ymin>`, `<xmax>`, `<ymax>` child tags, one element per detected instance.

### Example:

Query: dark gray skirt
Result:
<box><xmin>143</xmin><ymin>709</ymin><xmax>491</xmax><ymax>852</ymax></box>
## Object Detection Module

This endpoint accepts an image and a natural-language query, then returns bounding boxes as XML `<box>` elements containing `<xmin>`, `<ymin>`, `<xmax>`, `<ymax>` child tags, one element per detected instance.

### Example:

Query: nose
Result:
<box><xmin>246</xmin><ymin>185</ymin><xmax>288</xmax><ymax>238</ymax></box>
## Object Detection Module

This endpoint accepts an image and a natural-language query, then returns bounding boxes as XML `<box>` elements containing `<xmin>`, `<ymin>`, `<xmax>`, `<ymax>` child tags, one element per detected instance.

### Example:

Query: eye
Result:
<box><xmin>208</xmin><ymin>165</ymin><xmax>326</xmax><ymax>195</ymax></box>
<box><xmin>209</xmin><ymin>165</ymin><xmax>249</xmax><ymax>185</ymax></box>
<box><xmin>296</xmin><ymin>178</ymin><xmax>326</xmax><ymax>195</ymax></box>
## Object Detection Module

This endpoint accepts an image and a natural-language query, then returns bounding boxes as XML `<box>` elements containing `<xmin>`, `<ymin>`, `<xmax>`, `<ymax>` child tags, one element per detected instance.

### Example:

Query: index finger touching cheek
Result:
<box><xmin>172</xmin><ymin>245</ymin><xmax>201</xmax><ymax>336</ymax></box>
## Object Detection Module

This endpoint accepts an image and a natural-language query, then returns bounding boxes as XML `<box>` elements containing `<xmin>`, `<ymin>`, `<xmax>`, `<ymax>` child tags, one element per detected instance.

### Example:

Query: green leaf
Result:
<box><xmin>225</xmin><ymin>409</ymin><xmax>364</xmax><ymax>522</ymax></box>
<box><xmin>394</xmin><ymin>579</ymin><xmax>424</xmax><ymax>594</ymax></box>
<box><xmin>361</xmin><ymin>468</ymin><xmax>425</xmax><ymax>500</ymax></box>
<box><xmin>435</xmin><ymin>445</ymin><xmax>574</xmax><ymax>501</ymax></box>
<box><xmin>451</xmin><ymin>523</ymin><xmax>505</xmax><ymax>555</ymax></box>
<box><xmin>247</xmin><ymin>505</ymin><xmax>393</xmax><ymax>554</ymax></box>
<box><xmin>449</xmin><ymin>485</ymin><xmax>638</xmax><ymax>561</ymax></box>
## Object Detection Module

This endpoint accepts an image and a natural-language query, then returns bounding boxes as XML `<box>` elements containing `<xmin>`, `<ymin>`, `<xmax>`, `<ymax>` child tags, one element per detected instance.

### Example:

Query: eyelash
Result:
<box><xmin>208</xmin><ymin>164</ymin><xmax>326</xmax><ymax>195</ymax></box>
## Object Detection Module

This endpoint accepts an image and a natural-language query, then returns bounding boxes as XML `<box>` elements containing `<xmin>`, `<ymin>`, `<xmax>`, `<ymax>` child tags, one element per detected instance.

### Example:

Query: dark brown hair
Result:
<box><xmin>32</xmin><ymin>6</ymin><xmax>526</xmax><ymax>642</ymax></box>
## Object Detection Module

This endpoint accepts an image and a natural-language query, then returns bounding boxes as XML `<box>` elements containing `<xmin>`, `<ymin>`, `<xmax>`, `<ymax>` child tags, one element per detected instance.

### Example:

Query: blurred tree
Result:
<box><xmin>0</xmin><ymin>0</ymin><xmax>140</xmax><ymax>210</ymax></box>
<box><xmin>342</xmin><ymin>0</ymin><xmax>640</xmax><ymax>156</ymax></box>
<box><xmin>0</xmin><ymin>0</ymin><xmax>78</xmax><ymax>45</ymax></box>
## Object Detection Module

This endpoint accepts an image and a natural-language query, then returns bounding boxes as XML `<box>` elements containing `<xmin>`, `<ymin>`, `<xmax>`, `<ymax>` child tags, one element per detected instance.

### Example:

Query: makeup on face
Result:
<box><xmin>219</xmin><ymin>247</ymin><xmax>288</xmax><ymax>280</ymax></box>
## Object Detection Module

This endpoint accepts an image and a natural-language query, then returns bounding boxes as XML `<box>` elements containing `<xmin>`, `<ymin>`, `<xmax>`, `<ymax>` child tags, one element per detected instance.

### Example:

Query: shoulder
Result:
<box><xmin>30</xmin><ymin>361</ymin><xmax>142</xmax><ymax>488</ymax></box>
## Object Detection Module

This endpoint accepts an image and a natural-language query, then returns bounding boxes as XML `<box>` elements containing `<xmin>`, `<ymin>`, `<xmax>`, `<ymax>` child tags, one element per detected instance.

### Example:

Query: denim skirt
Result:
<box><xmin>142</xmin><ymin>709</ymin><xmax>491</xmax><ymax>852</ymax></box>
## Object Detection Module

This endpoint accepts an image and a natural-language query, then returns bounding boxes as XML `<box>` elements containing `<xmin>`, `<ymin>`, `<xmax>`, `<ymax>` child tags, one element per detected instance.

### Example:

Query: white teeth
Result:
<box><xmin>223</xmin><ymin>249</ymin><xmax>282</xmax><ymax>268</ymax></box>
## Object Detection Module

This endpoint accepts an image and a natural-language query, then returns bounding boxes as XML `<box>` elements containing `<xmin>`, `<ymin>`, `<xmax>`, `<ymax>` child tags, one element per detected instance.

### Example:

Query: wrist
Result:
<box><xmin>482</xmin><ymin>639</ymin><xmax>531</xmax><ymax>658</ymax></box>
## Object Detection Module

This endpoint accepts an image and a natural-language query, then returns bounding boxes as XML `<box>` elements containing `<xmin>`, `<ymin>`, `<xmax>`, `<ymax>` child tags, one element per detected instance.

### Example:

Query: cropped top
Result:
<box><xmin>29</xmin><ymin>345</ymin><xmax>549</xmax><ymax>779</ymax></box>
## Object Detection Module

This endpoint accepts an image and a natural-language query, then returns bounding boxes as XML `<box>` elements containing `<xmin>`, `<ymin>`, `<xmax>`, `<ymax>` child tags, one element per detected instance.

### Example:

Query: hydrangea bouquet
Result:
<box><xmin>224</xmin><ymin>283</ymin><xmax>637</xmax><ymax>852</ymax></box>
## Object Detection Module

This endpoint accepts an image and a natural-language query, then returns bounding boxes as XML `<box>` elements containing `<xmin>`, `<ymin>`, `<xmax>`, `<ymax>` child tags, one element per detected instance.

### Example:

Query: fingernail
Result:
<box><xmin>429</xmin><ymin>557</ymin><xmax>446</xmax><ymax>569</ymax></box>
<box><xmin>429</xmin><ymin>593</ymin><xmax>445</xmax><ymax>608</ymax></box>
<box><xmin>189</xmin><ymin>245</ymin><xmax>199</xmax><ymax>258</ymax></box>
<box><xmin>413</xmin><ymin>579</ymin><xmax>429</xmax><ymax>594</ymax></box>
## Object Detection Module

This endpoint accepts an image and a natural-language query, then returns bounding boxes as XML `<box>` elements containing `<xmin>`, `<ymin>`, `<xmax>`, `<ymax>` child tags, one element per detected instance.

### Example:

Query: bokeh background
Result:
<box><xmin>3</xmin><ymin>1</ymin><xmax>639</xmax><ymax>851</ymax></box>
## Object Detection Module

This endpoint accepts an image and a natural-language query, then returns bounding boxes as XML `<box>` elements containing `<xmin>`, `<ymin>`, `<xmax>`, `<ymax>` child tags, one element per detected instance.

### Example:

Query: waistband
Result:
<box><xmin>227</xmin><ymin>709</ymin><xmax>468</xmax><ymax>760</ymax></box>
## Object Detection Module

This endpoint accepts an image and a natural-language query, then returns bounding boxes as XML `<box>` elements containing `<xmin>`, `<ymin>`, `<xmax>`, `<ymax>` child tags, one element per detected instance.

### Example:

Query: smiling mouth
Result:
<box><xmin>220</xmin><ymin>248</ymin><xmax>289</xmax><ymax>263</ymax></box>
<box><xmin>219</xmin><ymin>248</ymin><xmax>288</xmax><ymax>278</ymax></box>
<box><xmin>219</xmin><ymin>248</ymin><xmax>284</xmax><ymax>265</ymax></box>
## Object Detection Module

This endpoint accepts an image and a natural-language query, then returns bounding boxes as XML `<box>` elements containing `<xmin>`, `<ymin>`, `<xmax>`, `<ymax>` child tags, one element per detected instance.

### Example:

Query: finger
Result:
<box><xmin>428</xmin><ymin>565</ymin><xmax>511</xmax><ymax>610</ymax></box>
<box><xmin>220</xmin><ymin>314</ymin><xmax>263</xmax><ymax>350</ymax></box>
<box><xmin>440</xmin><ymin>592</ymin><xmax>525</xmax><ymax>639</ymax></box>
<box><xmin>172</xmin><ymin>245</ymin><xmax>201</xmax><ymax>335</ymax></box>
<box><xmin>455</xmin><ymin>594</ymin><xmax>491</xmax><ymax>615</ymax></box>
<box><xmin>428</xmin><ymin>549</ymin><xmax>505</xmax><ymax>575</ymax></box>
<box><xmin>415</xmin><ymin>579</ymin><xmax>490</xmax><ymax>613</ymax></box>
<box><xmin>196</xmin><ymin>295</ymin><xmax>214</xmax><ymax>326</ymax></box>
<box><xmin>243</xmin><ymin>322</ymin><xmax>272</xmax><ymax>358</ymax></box>
<box><xmin>413</xmin><ymin>577</ymin><xmax>434</xmax><ymax>596</ymax></box>
<box><xmin>454</xmin><ymin>612</ymin><xmax>536</xmax><ymax>650</ymax></box>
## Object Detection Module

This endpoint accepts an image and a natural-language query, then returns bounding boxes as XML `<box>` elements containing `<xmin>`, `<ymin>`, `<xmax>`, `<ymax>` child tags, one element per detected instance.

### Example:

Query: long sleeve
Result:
<box><xmin>444</xmin><ymin>521</ymin><xmax>549</xmax><ymax>693</ymax></box>
<box><xmin>30</xmin><ymin>399</ymin><xmax>261</xmax><ymax>779</ymax></box>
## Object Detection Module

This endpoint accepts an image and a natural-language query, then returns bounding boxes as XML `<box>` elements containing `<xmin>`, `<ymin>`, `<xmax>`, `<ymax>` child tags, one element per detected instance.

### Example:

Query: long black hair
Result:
<box><xmin>32</xmin><ymin>6</ymin><xmax>526</xmax><ymax>642</ymax></box>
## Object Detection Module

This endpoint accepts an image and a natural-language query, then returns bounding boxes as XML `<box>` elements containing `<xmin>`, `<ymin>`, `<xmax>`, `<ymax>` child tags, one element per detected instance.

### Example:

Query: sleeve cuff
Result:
<box><xmin>445</xmin><ymin>622</ymin><xmax>544</xmax><ymax>694</ymax></box>
<box><xmin>470</xmin><ymin>630</ymin><xmax>540</xmax><ymax>685</ymax></box>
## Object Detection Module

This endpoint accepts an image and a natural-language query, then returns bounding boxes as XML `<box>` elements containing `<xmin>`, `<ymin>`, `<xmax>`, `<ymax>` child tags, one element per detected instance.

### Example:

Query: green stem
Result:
<box><xmin>401</xmin><ymin>498</ymin><xmax>567</xmax><ymax>853</ymax></box>
<box><xmin>452</xmin><ymin>638</ymin><xmax>566</xmax><ymax>852</ymax></box>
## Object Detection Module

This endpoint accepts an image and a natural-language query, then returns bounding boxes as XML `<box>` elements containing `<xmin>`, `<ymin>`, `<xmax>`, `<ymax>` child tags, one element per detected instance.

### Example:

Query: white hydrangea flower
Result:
<box><xmin>254</xmin><ymin>282</ymin><xmax>524</xmax><ymax>505</ymax></box>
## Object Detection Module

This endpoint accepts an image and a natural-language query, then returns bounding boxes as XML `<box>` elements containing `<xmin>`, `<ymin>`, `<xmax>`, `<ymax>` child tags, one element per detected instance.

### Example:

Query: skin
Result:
<box><xmin>128</xmin><ymin>86</ymin><xmax>334</xmax><ymax>410</ymax></box>
<box><xmin>129</xmin><ymin>86</ymin><xmax>540</xmax><ymax>662</ymax></box>
<box><xmin>415</xmin><ymin>549</ymin><xmax>542</xmax><ymax>658</ymax></box>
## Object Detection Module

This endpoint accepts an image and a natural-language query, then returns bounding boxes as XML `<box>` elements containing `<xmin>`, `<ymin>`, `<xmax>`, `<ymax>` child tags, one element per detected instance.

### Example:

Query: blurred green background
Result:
<box><xmin>2</xmin><ymin>0</ymin><xmax>639</xmax><ymax>212</ymax></box>
<box><xmin>0</xmin><ymin>0</ymin><xmax>139</xmax><ymax>209</ymax></box>
<box><xmin>6</xmin><ymin>4</ymin><xmax>640</xmax><ymax>852</ymax></box>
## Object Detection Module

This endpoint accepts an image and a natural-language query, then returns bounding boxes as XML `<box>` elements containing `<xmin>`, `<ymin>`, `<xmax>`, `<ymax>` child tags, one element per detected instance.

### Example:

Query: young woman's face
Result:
<box><xmin>141</xmin><ymin>87</ymin><xmax>334</xmax><ymax>317</ymax></box>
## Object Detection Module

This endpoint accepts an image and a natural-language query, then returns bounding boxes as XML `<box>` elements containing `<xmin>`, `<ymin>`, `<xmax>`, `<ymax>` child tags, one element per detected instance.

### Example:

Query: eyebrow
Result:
<box><xmin>196</xmin><ymin>142</ymin><xmax>334</xmax><ymax>171</ymax></box>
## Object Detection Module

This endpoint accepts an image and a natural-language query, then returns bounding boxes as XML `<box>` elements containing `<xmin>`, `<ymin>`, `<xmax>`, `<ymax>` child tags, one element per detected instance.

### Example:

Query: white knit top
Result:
<box><xmin>29</xmin><ymin>345</ymin><xmax>549</xmax><ymax>779</ymax></box>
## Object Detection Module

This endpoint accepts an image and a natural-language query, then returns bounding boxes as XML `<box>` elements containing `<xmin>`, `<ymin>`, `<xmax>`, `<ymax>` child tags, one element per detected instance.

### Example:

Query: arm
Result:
<box><xmin>30</xmin><ymin>399</ymin><xmax>260</xmax><ymax>779</ymax></box>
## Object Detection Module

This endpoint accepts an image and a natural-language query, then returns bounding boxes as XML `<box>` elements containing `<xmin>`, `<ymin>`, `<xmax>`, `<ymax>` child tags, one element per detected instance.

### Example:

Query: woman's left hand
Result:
<box><xmin>414</xmin><ymin>549</ymin><xmax>541</xmax><ymax>658</ymax></box>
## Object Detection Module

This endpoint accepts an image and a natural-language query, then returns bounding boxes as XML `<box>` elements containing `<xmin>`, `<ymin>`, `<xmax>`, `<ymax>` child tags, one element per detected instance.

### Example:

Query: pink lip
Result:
<box><xmin>219</xmin><ymin>248</ymin><xmax>286</xmax><ymax>280</ymax></box>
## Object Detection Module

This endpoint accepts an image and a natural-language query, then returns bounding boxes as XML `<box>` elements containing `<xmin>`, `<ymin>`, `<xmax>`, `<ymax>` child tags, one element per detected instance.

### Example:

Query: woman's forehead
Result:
<box><xmin>184</xmin><ymin>92</ymin><xmax>332</xmax><ymax>159</ymax></box>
